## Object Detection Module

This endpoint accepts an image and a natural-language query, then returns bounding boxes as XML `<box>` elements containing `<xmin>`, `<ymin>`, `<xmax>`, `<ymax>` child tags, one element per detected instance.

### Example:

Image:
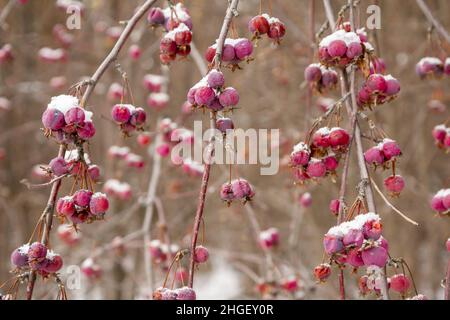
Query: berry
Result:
<box><xmin>362</xmin><ymin>219</ymin><xmax>382</xmax><ymax>240</ymax></box>
<box><xmin>361</xmin><ymin>246</ymin><xmax>388</xmax><ymax>267</ymax></box>
<box><xmin>175</xmin><ymin>287</ymin><xmax>196</xmax><ymax>300</ymax></box>
<box><xmin>314</xmin><ymin>263</ymin><xmax>331</xmax><ymax>282</ymax></box>
<box><xmin>304</xmin><ymin>64</ymin><xmax>322</xmax><ymax>83</ymax></box>
<box><xmin>194</xmin><ymin>87</ymin><xmax>215</xmax><ymax>106</ymax></box>
<box><xmin>259</xmin><ymin>228</ymin><xmax>280</xmax><ymax>249</ymax></box>
<box><xmin>381</xmin><ymin>139</ymin><xmax>401</xmax><ymax>160</ymax></box>
<box><xmin>216</xmin><ymin>118</ymin><xmax>234</xmax><ymax>134</ymax></box>
<box><xmin>44</xmin><ymin>254</ymin><xmax>63</xmax><ymax>273</ymax></box>
<box><xmin>234</xmin><ymin>38</ymin><xmax>253</xmax><ymax>60</ymax></box>
<box><xmin>282</xmin><ymin>277</ymin><xmax>298</xmax><ymax>293</ymax></box>
<box><xmin>89</xmin><ymin>192</ymin><xmax>109</xmax><ymax>215</ymax></box>
<box><xmin>147</xmin><ymin>7</ymin><xmax>165</xmax><ymax>26</ymax></box>
<box><xmin>329</xmin><ymin>127</ymin><xmax>350</xmax><ymax>147</ymax></box>
<box><xmin>156</xmin><ymin>144</ymin><xmax>170</xmax><ymax>157</ymax></box>
<box><xmin>175</xmin><ymin>30</ymin><xmax>192</xmax><ymax>46</ymax></box>
<box><xmin>88</xmin><ymin>165</ymin><xmax>100</xmax><ymax>182</ymax></box>
<box><xmin>384</xmin><ymin>76</ymin><xmax>401</xmax><ymax>96</ymax></box>
<box><xmin>207</xmin><ymin>70</ymin><xmax>225</xmax><ymax>89</ymax></box>
<box><xmin>312</xmin><ymin>128</ymin><xmax>330</xmax><ymax>148</ymax></box>
<box><xmin>137</xmin><ymin>133</ymin><xmax>152</xmax><ymax>146</ymax></box>
<box><xmin>299</xmin><ymin>192</ymin><xmax>312</xmax><ymax>208</ymax></box>
<box><xmin>28</xmin><ymin>242</ymin><xmax>47</xmax><ymax>261</ymax></box>
<box><xmin>221</xmin><ymin>44</ymin><xmax>236</xmax><ymax>62</ymax></box>
<box><xmin>343</xmin><ymin>229</ymin><xmax>364</xmax><ymax>247</ymax></box>
<box><xmin>323</xmin><ymin>155</ymin><xmax>338</xmax><ymax>171</ymax></box>
<box><xmin>73</xmin><ymin>189</ymin><xmax>93</xmax><ymax>207</ymax></box>
<box><xmin>268</xmin><ymin>21</ymin><xmax>286</xmax><ymax>41</ymax></box>
<box><xmin>130</xmin><ymin>108</ymin><xmax>147</xmax><ymax>127</ymax></box>
<box><xmin>49</xmin><ymin>157</ymin><xmax>68</xmax><ymax>176</ymax></box>
<box><xmin>205</xmin><ymin>46</ymin><xmax>216</xmax><ymax>63</ymax></box>
<box><xmin>321</xmin><ymin>70</ymin><xmax>338</xmax><ymax>88</ymax></box>
<box><xmin>328</xmin><ymin>40</ymin><xmax>347</xmax><ymax>58</ymax></box>
<box><xmin>218</xmin><ymin>87</ymin><xmax>239</xmax><ymax>108</ymax></box>
<box><xmin>57</xmin><ymin>196</ymin><xmax>75</xmax><ymax>216</ymax></box>
<box><xmin>231</xmin><ymin>179</ymin><xmax>255</xmax><ymax>201</ymax></box>
<box><xmin>248</xmin><ymin>15</ymin><xmax>270</xmax><ymax>35</ymax></box>
<box><xmin>64</xmin><ymin>106</ymin><xmax>85</xmax><ymax>125</ymax></box>
<box><xmin>390</xmin><ymin>274</ymin><xmax>410</xmax><ymax>294</ymax></box>
<box><xmin>347</xmin><ymin>248</ymin><xmax>364</xmax><ymax>267</ymax></box>
<box><xmin>329</xmin><ymin>199</ymin><xmax>340</xmax><ymax>216</ymax></box>
<box><xmin>220</xmin><ymin>183</ymin><xmax>235</xmax><ymax>204</ymax></box>
<box><xmin>323</xmin><ymin>234</ymin><xmax>343</xmax><ymax>255</ymax></box>
<box><xmin>111</xmin><ymin>104</ymin><xmax>131</xmax><ymax>123</ymax></box>
<box><xmin>383</xmin><ymin>175</ymin><xmax>405</xmax><ymax>196</ymax></box>
<box><xmin>346</xmin><ymin>42</ymin><xmax>362</xmax><ymax>59</ymax></box>
<box><xmin>366</xmin><ymin>74</ymin><xmax>387</xmax><ymax>94</ymax></box>
<box><xmin>11</xmin><ymin>246</ymin><xmax>29</xmax><ymax>268</ymax></box>
<box><xmin>364</xmin><ymin>147</ymin><xmax>384</xmax><ymax>166</ymax></box>
<box><xmin>194</xmin><ymin>246</ymin><xmax>209</xmax><ymax>264</ymax></box>
<box><xmin>160</xmin><ymin>38</ymin><xmax>177</xmax><ymax>55</ymax></box>
<box><xmin>306</xmin><ymin>159</ymin><xmax>326</xmax><ymax>178</ymax></box>
<box><xmin>42</xmin><ymin>108</ymin><xmax>65</xmax><ymax>131</ymax></box>
<box><xmin>77</xmin><ymin>121</ymin><xmax>96</xmax><ymax>140</ymax></box>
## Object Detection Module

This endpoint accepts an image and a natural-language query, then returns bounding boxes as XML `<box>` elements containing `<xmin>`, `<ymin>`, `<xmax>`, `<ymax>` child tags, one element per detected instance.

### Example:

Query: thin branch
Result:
<box><xmin>187</xmin><ymin>0</ymin><xmax>240</xmax><ymax>290</ymax></box>
<box><xmin>416</xmin><ymin>0</ymin><xmax>450</xmax><ymax>44</ymax></box>
<box><xmin>0</xmin><ymin>0</ymin><xmax>15</xmax><ymax>30</ymax></box>
<box><xmin>190</xmin><ymin>41</ymin><xmax>208</xmax><ymax>77</ymax></box>
<box><xmin>21</xmin><ymin>174</ymin><xmax>69</xmax><ymax>190</ymax></box>
<box><xmin>370</xmin><ymin>178</ymin><xmax>419</xmax><ymax>226</ymax></box>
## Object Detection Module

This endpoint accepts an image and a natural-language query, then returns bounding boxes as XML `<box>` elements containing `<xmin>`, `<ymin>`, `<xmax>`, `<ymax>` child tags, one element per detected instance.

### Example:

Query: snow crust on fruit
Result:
<box><xmin>291</xmin><ymin>142</ymin><xmax>310</xmax><ymax>154</ymax></box>
<box><xmin>162</xmin><ymin>3</ymin><xmax>190</xmax><ymax>21</ymax></box>
<box><xmin>326</xmin><ymin>212</ymin><xmax>380</xmax><ymax>237</ymax></box>
<box><xmin>418</xmin><ymin>57</ymin><xmax>443</xmax><ymax>66</ymax></box>
<box><xmin>17</xmin><ymin>244</ymin><xmax>30</xmax><ymax>254</ymax></box>
<box><xmin>149</xmin><ymin>93</ymin><xmax>169</xmax><ymax>103</ymax></box>
<box><xmin>65</xmin><ymin>149</ymin><xmax>91</xmax><ymax>163</ymax></box>
<box><xmin>109</xmin><ymin>146</ymin><xmax>130</xmax><ymax>157</ymax></box>
<box><xmin>144</xmin><ymin>74</ymin><xmax>165</xmax><ymax>84</ymax></box>
<box><xmin>319</xmin><ymin>30</ymin><xmax>361</xmax><ymax>47</ymax></box>
<box><xmin>104</xmin><ymin>179</ymin><xmax>131</xmax><ymax>193</ymax></box>
<box><xmin>183</xmin><ymin>159</ymin><xmax>204</xmax><ymax>173</ymax></box>
<box><xmin>47</xmin><ymin>94</ymin><xmax>79</xmax><ymax>114</ymax></box>
<box><xmin>164</xmin><ymin>23</ymin><xmax>190</xmax><ymax>41</ymax></box>
<box><xmin>316</xmin><ymin>127</ymin><xmax>331</xmax><ymax>135</ymax></box>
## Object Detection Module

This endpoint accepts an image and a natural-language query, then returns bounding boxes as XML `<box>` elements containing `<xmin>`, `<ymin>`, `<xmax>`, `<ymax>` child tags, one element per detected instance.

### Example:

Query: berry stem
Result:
<box><xmin>187</xmin><ymin>0</ymin><xmax>240</xmax><ymax>289</ymax></box>
<box><xmin>415</xmin><ymin>0</ymin><xmax>450</xmax><ymax>44</ymax></box>
<box><xmin>445</xmin><ymin>257</ymin><xmax>450</xmax><ymax>300</ymax></box>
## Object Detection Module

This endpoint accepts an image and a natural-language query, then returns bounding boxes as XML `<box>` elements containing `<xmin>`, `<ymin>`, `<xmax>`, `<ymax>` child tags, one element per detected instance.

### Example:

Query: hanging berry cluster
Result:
<box><xmin>357</xmin><ymin>74</ymin><xmax>401</xmax><ymax>109</ymax></box>
<box><xmin>205</xmin><ymin>39</ymin><xmax>254</xmax><ymax>70</ymax></box>
<box><xmin>111</xmin><ymin>104</ymin><xmax>147</xmax><ymax>136</ymax></box>
<box><xmin>416</xmin><ymin>57</ymin><xmax>450</xmax><ymax>79</ymax></box>
<box><xmin>220</xmin><ymin>178</ymin><xmax>255</xmax><ymax>206</ymax></box>
<box><xmin>248</xmin><ymin>13</ymin><xmax>286</xmax><ymax>43</ymax></box>
<box><xmin>11</xmin><ymin>243</ymin><xmax>63</xmax><ymax>276</ymax></box>
<box><xmin>431</xmin><ymin>189</ymin><xmax>450</xmax><ymax>216</ymax></box>
<box><xmin>304</xmin><ymin>63</ymin><xmax>339</xmax><ymax>93</ymax></box>
<box><xmin>290</xmin><ymin>127</ymin><xmax>350</xmax><ymax>183</ymax></box>
<box><xmin>432</xmin><ymin>124</ymin><xmax>450</xmax><ymax>151</ymax></box>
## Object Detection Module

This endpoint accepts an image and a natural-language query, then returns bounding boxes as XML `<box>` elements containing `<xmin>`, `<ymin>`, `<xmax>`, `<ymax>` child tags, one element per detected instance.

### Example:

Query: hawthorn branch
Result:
<box><xmin>25</xmin><ymin>0</ymin><xmax>158</xmax><ymax>300</ymax></box>
<box><xmin>188</xmin><ymin>0</ymin><xmax>240</xmax><ymax>289</ymax></box>
<box><xmin>416</xmin><ymin>0</ymin><xmax>450</xmax><ymax>44</ymax></box>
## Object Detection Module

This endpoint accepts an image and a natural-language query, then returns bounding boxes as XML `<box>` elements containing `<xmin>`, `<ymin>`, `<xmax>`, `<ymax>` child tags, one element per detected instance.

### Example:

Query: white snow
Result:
<box><xmin>319</xmin><ymin>30</ymin><xmax>361</xmax><ymax>47</ymax></box>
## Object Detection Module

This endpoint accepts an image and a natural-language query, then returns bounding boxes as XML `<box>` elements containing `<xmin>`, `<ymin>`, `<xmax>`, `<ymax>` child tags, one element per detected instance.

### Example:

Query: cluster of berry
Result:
<box><xmin>432</xmin><ymin>124</ymin><xmax>450</xmax><ymax>151</ymax></box>
<box><xmin>248</xmin><ymin>14</ymin><xmax>286</xmax><ymax>43</ymax></box>
<box><xmin>357</xmin><ymin>74</ymin><xmax>401</xmax><ymax>108</ymax></box>
<box><xmin>416</xmin><ymin>57</ymin><xmax>450</xmax><ymax>79</ymax></box>
<box><xmin>56</xmin><ymin>190</ymin><xmax>109</xmax><ymax>225</ymax></box>
<box><xmin>108</xmin><ymin>145</ymin><xmax>145</xmax><ymax>169</ymax></box>
<box><xmin>188</xmin><ymin>70</ymin><xmax>239</xmax><ymax>111</ymax></box>
<box><xmin>153</xmin><ymin>286</ymin><xmax>196</xmax><ymax>300</ymax></box>
<box><xmin>103</xmin><ymin>179</ymin><xmax>132</xmax><ymax>201</ymax></box>
<box><xmin>11</xmin><ymin>243</ymin><xmax>63</xmax><ymax>276</ymax></box>
<box><xmin>259</xmin><ymin>228</ymin><xmax>280</xmax><ymax>249</ymax></box>
<box><xmin>304</xmin><ymin>64</ymin><xmax>339</xmax><ymax>93</ymax></box>
<box><xmin>111</xmin><ymin>104</ymin><xmax>147</xmax><ymax>136</ymax></box>
<box><xmin>431</xmin><ymin>189</ymin><xmax>450</xmax><ymax>215</ymax></box>
<box><xmin>205</xmin><ymin>38</ymin><xmax>253</xmax><ymax>69</ymax></box>
<box><xmin>220</xmin><ymin>178</ymin><xmax>255</xmax><ymax>205</ymax></box>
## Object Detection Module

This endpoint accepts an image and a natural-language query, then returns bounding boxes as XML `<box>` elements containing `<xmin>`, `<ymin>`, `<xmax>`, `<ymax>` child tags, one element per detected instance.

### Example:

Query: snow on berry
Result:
<box><xmin>259</xmin><ymin>228</ymin><xmax>280</xmax><ymax>249</ymax></box>
<box><xmin>416</xmin><ymin>57</ymin><xmax>444</xmax><ymax>79</ymax></box>
<box><xmin>358</xmin><ymin>74</ymin><xmax>400</xmax><ymax>109</ymax></box>
<box><xmin>104</xmin><ymin>179</ymin><xmax>132</xmax><ymax>201</ymax></box>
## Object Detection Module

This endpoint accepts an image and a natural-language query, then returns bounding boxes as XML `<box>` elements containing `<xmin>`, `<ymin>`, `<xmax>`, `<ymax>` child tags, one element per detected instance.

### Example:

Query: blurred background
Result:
<box><xmin>0</xmin><ymin>0</ymin><xmax>449</xmax><ymax>299</ymax></box>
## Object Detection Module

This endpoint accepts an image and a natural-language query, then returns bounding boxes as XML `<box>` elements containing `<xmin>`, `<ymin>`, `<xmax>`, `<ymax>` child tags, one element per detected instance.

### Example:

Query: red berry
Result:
<box><xmin>194</xmin><ymin>246</ymin><xmax>209</xmax><ymax>264</ymax></box>
<box><xmin>248</xmin><ymin>15</ymin><xmax>270</xmax><ymax>35</ymax></box>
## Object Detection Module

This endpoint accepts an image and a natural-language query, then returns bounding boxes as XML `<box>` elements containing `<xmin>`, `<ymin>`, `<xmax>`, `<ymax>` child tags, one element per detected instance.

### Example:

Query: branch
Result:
<box><xmin>0</xmin><ymin>0</ymin><xmax>15</xmax><ymax>30</ymax></box>
<box><xmin>188</xmin><ymin>0</ymin><xmax>240</xmax><ymax>289</ymax></box>
<box><xmin>25</xmin><ymin>0</ymin><xmax>158</xmax><ymax>300</ymax></box>
<box><xmin>416</xmin><ymin>0</ymin><xmax>450</xmax><ymax>43</ymax></box>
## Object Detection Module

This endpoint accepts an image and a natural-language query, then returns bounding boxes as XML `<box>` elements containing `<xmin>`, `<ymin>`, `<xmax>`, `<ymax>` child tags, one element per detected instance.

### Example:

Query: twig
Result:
<box><xmin>25</xmin><ymin>0</ymin><xmax>158</xmax><ymax>300</ymax></box>
<box><xmin>0</xmin><ymin>0</ymin><xmax>15</xmax><ymax>30</ymax></box>
<box><xmin>21</xmin><ymin>174</ymin><xmax>69</xmax><ymax>190</ymax></box>
<box><xmin>190</xmin><ymin>41</ymin><xmax>208</xmax><ymax>77</ymax></box>
<box><xmin>416</xmin><ymin>0</ymin><xmax>450</xmax><ymax>44</ymax></box>
<box><xmin>188</xmin><ymin>0</ymin><xmax>240</xmax><ymax>289</ymax></box>
<box><xmin>370</xmin><ymin>178</ymin><xmax>419</xmax><ymax>226</ymax></box>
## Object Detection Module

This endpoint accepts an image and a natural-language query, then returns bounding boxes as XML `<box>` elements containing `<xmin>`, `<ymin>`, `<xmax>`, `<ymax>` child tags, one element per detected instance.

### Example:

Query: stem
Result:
<box><xmin>445</xmin><ymin>256</ymin><xmax>450</xmax><ymax>300</ymax></box>
<box><xmin>416</xmin><ymin>0</ymin><xmax>450</xmax><ymax>44</ymax></box>
<box><xmin>187</xmin><ymin>0</ymin><xmax>240</xmax><ymax>290</ymax></box>
<box><xmin>322</xmin><ymin>0</ymin><xmax>336</xmax><ymax>28</ymax></box>
<box><xmin>25</xmin><ymin>0</ymin><xmax>158</xmax><ymax>300</ymax></box>
<box><xmin>0</xmin><ymin>0</ymin><xmax>15</xmax><ymax>30</ymax></box>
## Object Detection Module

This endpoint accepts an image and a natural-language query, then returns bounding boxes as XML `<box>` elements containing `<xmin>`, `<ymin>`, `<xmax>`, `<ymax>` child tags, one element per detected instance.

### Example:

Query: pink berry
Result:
<box><xmin>137</xmin><ymin>133</ymin><xmax>152</xmax><ymax>146</ymax></box>
<box><xmin>304</xmin><ymin>64</ymin><xmax>322</xmax><ymax>83</ymax></box>
<box><xmin>175</xmin><ymin>30</ymin><xmax>192</xmax><ymax>46</ymax></box>
<box><xmin>361</xmin><ymin>246</ymin><xmax>388</xmax><ymax>267</ymax></box>
<box><xmin>111</xmin><ymin>104</ymin><xmax>131</xmax><ymax>123</ymax></box>
<box><xmin>282</xmin><ymin>277</ymin><xmax>298</xmax><ymax>293</ymax></box>
<box><xmin>323</xmin><ymin>234</ymin><xmax>344</xmax><ymax>255</ymax></box>
<box><xmin>175</xmin><ymin>287</ymin><xmax>196</xmax><ymax>300</ymax></box>
<box><xmin>327</xmin><ymin>40</ymin><xmax>347</xmax><ymax>58</ymax></box>
<box><xmin>147</xmin><ymin>7</ymin><xmax>165</xmax><ymax>26</ymax></box>
<box><xmin>390</xmin><ymin>274</ymin><xmax>410</xmax><ymax>294</ymax></box>
<box><xmin>205</xmin><ymin>46</ymin><xmax>216</xmax><ymax>63</ymax></box>
<box><xmin>42</xmin><ymin>108</ymin><xmax>65</xmax><ymax>131</ymax></box>
<box><xmin>175</xmin><ymin>268</ymin><xmax>188</xmax><ymax>283</ymax></box>
<box><xmin>363</xmin><ymin>219</ymin><xmax>382</xmax><ymax>240</ymax></box>
<box><xmin>73</xmin><ymin>189</ymin><xmax>93</xmax><ymax>207</ymax></box>
<box><xmin>49</xmin><ymin>156</ymin><xmax>68</xmax><ymax>176</ymax></box>
<box><xmin>259</xmin><ymin>228</ymin><xmax>280</xmax><ymax>249</ymax></box>
<box><xmin>57</xmin><ymin>196</ymin><xmax>75</xmax><ymax>216</ymax></box>
<box><xmin>314</xmin><ymin>263</ymin><xmax>331</xmax><ymax>282</ymax></box>
<box><xmin>366</xmin><ymin>74</ymin><xmax>387</xmax><ymax>93</ymax></box>
<box><xmin>431</xmin><ymin>192</ymin><xmax>446</xmax><ymax>213</ymax></box>
<box><xmin>323</xmin><ymin>155</ymin><xmax>339</xmax><ymax>171</ymax></box>
<box><xmin>319</xmin><ymin>46</ymin><xmax>331</xmax><ymax>61</ymax></box>
<box><xmin>312</xmin><ymin>128</ymin><xmax>330</xmax><ymax>148</ymax></box>
<box><xmin>194</xmin><ymin>86</ymin><xmax>215</xmax><ymax>106</ymax></box>
<box><xmin>128</xmin><ymin>44</ymin><xmax>141</xmax><ymax>60</ymax></box>
<box><xmin>384</xmin><ymin>76</ymin><xmax>401</xmax><ymax>96</ymax></box>
<box><xmin>446</xmin><ymin>238</ymin><xmax>450</xmax><ymax>252</ymax></box>
<box><xmin>343</xmin><ymin>229</ymin><xmax>364</xmax><ymax>247</ymax></box>
<box><xmin>160</xmin><ymin>38</ymin><xmax>177</xmax><ymax>55</ymax></box>
<box><xmin>329</xmin><ymin>127</ymin><xmax>350</xmax><ymax>147</ymax></box>
<box><xmin>299</xmin><ymin>192</ymin><xmax>312</xmax><ymax>208</ymax></box>
<box><xmin>432</xmin><ymin>125</ymin><xmax>446</xmax><ymax>144</ymax></box>
<box><xmin>364</xmin><ymin>147</ymin><xmax>384</xmax><ymax>165</ymax></box>
<box><xmin>156</xmin><ymin>144</ymin><xmax>170</xmax><ymax>157</ymax></box>
<box><xmin>384</xmin><ymin>175</ymin><xmax>405</xmax><ymax>195</ymax></box>
<box><xmin>248</xmin><ymin>15</ymin><xmax>270</xmax><ymax>35</ymax></box>
<box><xmin>64</xmin><ymin>107</ymin><xmax>85</xmax><ymax>125</ymax></box>
<box><xmin>268</xmin><ymin>21</ymin><xmax>286</xmax><ymax>41</ymax></box>
<box><xmin>44</xmin><ymin>254</ymin><xmax>63</xmax><ymax>273</ymax></box>
<box><xmin>194</xmin><ymin>246</ymin><xmax>209</xmax><ymax>264</ymax></box>
<box><xmin>88</xmin><ymin>165</ymin><xmax>100</xmax><ymax>182</ymax></box>
<box><xmin>77</xmin><ymin>121</ymin><xmax>96</xmax><ymax>140</ymax></box>
<box><xmin>220</xmin><ymin>183</ymin><xmax>235</xmax><ymax>204</ymax></box>
<box><xmin>90</xmin><ymin>193</ymin><xmax>109</xmax><ymax>215</ymax></box>
<box><xmin>231</xmin><ymin>179</ymin><xmax>255</xmax><ymax>201</ymax></box>
<box><xmin>222</xmin><ymin>44</ymin><xmax>236</xmax><ymax>62</ymax></box>
<box><xmin>11</xmin><ymin>246</ymin><xmax>29</xmax><ymax>268</ymax></box>
<box><xmin>321</xmin><ymin>70</ymin><xmax>338</xmax><ymax>88</ymax></box>
<box><xmin>181</xmin><ymin>101</ymin><xmax>193</xmax><ymax>114</ymax></box>
<box><xmin>216</xmin><ymin>117</ymin><xmax>234</xmax><ymax>134</ymax></box>
<box><xmin>28</xmin><ymin>242</ymin><xmax>47</xmax><ymax>261</ymax></box>
<box><xmin>329</xmin><ymin>199</ymin><xmax>340</xmax><ymax>216</ymax></box>
<box><xmin>346</xmin><ymin>42</ymin><xmax>362</xmax><ymax>59</ymax></box>
<box><xmin>443</xmin><ymin>192</ymin><xmax>450</xmax><ymax>210</ymax></box>
<box><xmin>218</xmin><ymin>87</ymin><xmax>239</xmax><ymax>108</ymax></box>
<box><xmin>291</xmin><ymin>149</ymin><xmax>310</xmax><ymax>167</ymax></box>
<box><xmin>207</xmin><ymin>70</ymin><xmax>225</xmax><ymax>89</ymax></box>
<box><xmin>130</xmin><ymin>108</ymin><xmax>147</xmax><ymax>127</ymax></box>
<box><xmin>347</xmin><ymin>248</ymin><xmax>364</xmax><ymax>267</ymax></box>
<box><xmin>234</xmin><ymin>38</ymin><xmax>253</xmax><ymax>60</ymax></box>
<box><xmin>382</xmin><ymin>140</ymin><xmax>401</xmax><ymax>160</ymax></box>
<box><xmin>306</xmin><ymin>160</ymin><xmax>326</xmax><ymax>178</ymax></box>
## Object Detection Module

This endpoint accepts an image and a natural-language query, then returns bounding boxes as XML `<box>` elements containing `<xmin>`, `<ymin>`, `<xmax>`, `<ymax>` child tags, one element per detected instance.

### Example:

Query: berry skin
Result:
<box><xmin>11</xmin><ymin>247</ymin><xmax>29</xmax><ymax>268</ymax></box>
<box><xmin>234</xmin><ymin>38</ymin><xmax>253</xmax><ymax>60</ymax></box>
<box><xmin>312</xmin><ymin>129</ymin><xmax>330</xmax><ymax>148</ymax></box>
<box><xmin>347</xmin><ymin>248</ymin><xmax>364</xmax><ymax>267</ymax></box>
<box><xmin>28</xmin><ymin>242</ymin><xmax>47</xmax><ymax>262</ymax></box>
<box><xmin>446</xmin><ymin>238</ymin><xmax>450</xmax><ymax>252</ymax></box>
<box><xmin>137</xmin><ymin>133</ymin><xmax>152</xmax><ymax>146</ymax></box>
<box><xmin>304</xmin><ymin>64</ymin><xmax>322</xmax><ymax>83</ymax></box>
<box><xmin>220</xmin><ymin>183</ymin><xmax>235</xmax><ymax>204</ymax></box>
<box><xmin>73</xmin><ymin>189</ymin><xmax>93</xmax><ymax>207</ymax></box>
<box><xmin>64</xmin><ymin>107</ymin><xmax>85</xmax><ymax>125</ymax></box>
<box><xmin>194</xmin><ymin>246</ymin><xmax>209</xmax><ymax>264</ymax></box>
<box><xmin>248</xmin><ymin>15</ymin><xmax>270</xmax><ymax>35</ymax></box>
<box><xmin>390</xmin><ymin>274</ymin><xmax>410</xmax><ymax>294</ymax></box>
<box><xmin>160</xmin><ymin>38</ymin><xmax>177</xmax><ymax>55</ymax></box>
<box><xmin>42</xmin><ymin>108</ymin><xmax>65</xmax><ymax>131</ymax></box>
<box><xmin>175</xmin><ymin>287</ymin><xmax>196</xmax><ymax>300</ymax></box>
<box><xmin>323</xmin><ymin>234</ymin><xmax>344</xmax><ymax>255</ymax></box>
<box><xmin>282</xmin><ymin>277</ymin><xmax>298</xmax><ymax>293</ymax></box>
<box><xmin>364</xmin><ymin>147</ymin><xmax>384</xmax><ymax>166</ymax></box>
<box><xmin>231</xmin><ymin>179</ymin><xmax>255</xmax><ymax>201</ymax></box>
<box><xmin>89</xmin><ymin>193</ymin><xmax>109</xmax><ymax>215</ymax></box>
<box><xmin>321</xmin><ymin>70</ymin><xmax>338</xmax><ymax>88</ymax></box>
<box><xmin>384</xmin><ymin>77</ymin><xmax>401</xmax><ymax>96</ymax></box>
<box><xmin>77</xmin><ymin>121</ymin><xmax>96</xmax><ymax>140</ymax></box>
<box><xmin>329</xmin><ymin>127</ymin><xmax>350</xmax><ymax>147</ymax></box>
<box><xmin>44</xmin><ymin>254</ymin><xmax>63</xmax><ymax>273</ymax></box>
<box><xmin>156</xmin><ymin>144</ymin><xmax>170</xmax><ymax>157</ymax></box>
<box><xmin>432</xmin><ymin>125</ymin><xmax>446</xmax><ymax>144</ymax></box>
<box><xmin>314</xmin><ymin>263</ymin><xmax>331</xmax><ymax>282</ymax></box>
<box><xmin>299</xmin><ymin>192</ymin><xmax>312</xmax><ymax>208</ymax></box>
<box><xmin>147</xmin><ymin>7</ymin><xmax>165</xmax><ymax>25</ymax></box>
<box><xmin>88</xmin><ymin>165</ymin><xmax>101</xmax><ymax>182</ymax></box>
<box><xmin>49</xmin><ymin>156</ymin><xmax>69</xmax><ymax>176</ymax></box>
<box><xmin>207</xmin><ymin>70</ymin><xmax>225</xmax><ymax>89</ymax></box>
<box><xmin>205</xmin><ymin>46</ymin><xmax>216</xmax><ymax>63</ymax></box>
<box><xmin>175</xmin><ymin>30</ymin><xmax>192</xmax><ymax>46</ymax></box>
<box><xmin>306</xmin><ymin>160</ymin><xmax>326</xmax><ymax>178</ymax></box>
<box><xmin>218</xmin><ymin>87</ymin><xmax>239</xmax><ymax>107</ymax></box>
<box><xmin>194</xmin><ymin>86</ymin><xmax>215</xmax><ymax>106</ymax></box>
<box><xmin>216</xmin><ymin>118</ymin><xmax>234</xmax><ymax>134</ymax></box>
<box><xmin>384</xmin><ymin>175</ymin><xmax>405</xmax><ymax>196</ymax></box>
<box><xmin>361</xmin><ymin>246</ymin><xmax>388</xmax><ymax>267</ymax></box>
<box><xmin>346</xmin><ymin>42</ymin><xmax>362</xmax><ymax>59</ymax></box>
<box><xmin>57</xmin><ymin>196</ymin><xmax>75</xmax><ymax>216</ymax></box>
<box><xmin>175</xmin><ymin>268</ymin><xmax>188</xmax><ymax>283</ymax></box>
<box><xmin>362</xmin><ymin>220</ymin><xmax>382</xmax><ymax>240</ymax></box>
<box><xmin>111</xmin><ymin>104</ymin><xmax>131</xmax><ymax>123</ymax></box>
<box><xmin>323</xmin><ymin>155</ymin><xmax>338</xmax><ymax>171</ymax></box>
<box><xmin>268</xmin><ymin>21</ymin><xmax>286</xmax><ymax>41</ymax></box>
<box><xmin>329</xmin><ymin>199</ymin><xmax>340</xmax><ymax>216</ymax></box>
<box><xmin>290</xmin><ymin>149</ymin><xmax>310</xmax><ymax>167</ymax></box>
<box><xmin>221</xmin><ymin>44</ymin><xmax>236</xmax><ymax>62</ymax></box>
<box><xmin>431</xmin><ymin>192</ymin><xmax>446</xmax><ymax>213</ymax></box>
<box><xmin>366</xmin><ymin>74</ymin><xmax>387</xmax><ymax>94</ymax></box>
<box><xmin>343</xmin><ymin>229</ymin><xmax>364</xmax><ymax>247</ymax></box>
<box><xmin>382</xmin><ymin>140</ymin><xmax>401</xmax><ymax>160</ymax></box>
<box><xmin>130</xmin><ymin>108</ymin><xmax>147</xmax><ymax>127</ymax></box>
<box><xmin>327</xmin><ymin>40</ymin><xmax>347</xmax><ymax>58</ymax></box>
